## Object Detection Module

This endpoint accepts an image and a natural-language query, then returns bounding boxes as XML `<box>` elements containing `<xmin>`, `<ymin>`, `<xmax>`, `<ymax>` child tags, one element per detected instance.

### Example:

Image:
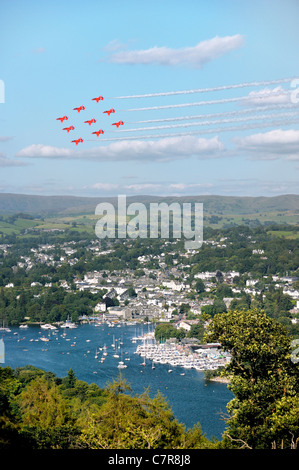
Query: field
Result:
<box><xmin>0</xmin><ymin>203</ymin><xmax>298</xmax><ymax>238</ymax></box>
<box><xmin>266</xmin><ymin>229</ymin><xmax>299</xmax><ymax>239</ymax></box>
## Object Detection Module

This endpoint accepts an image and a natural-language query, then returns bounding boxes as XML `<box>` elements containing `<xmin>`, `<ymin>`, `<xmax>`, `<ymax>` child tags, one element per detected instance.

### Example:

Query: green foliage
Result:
<box><xmin>194</xmin><ymin>279</ymin><xmax>205</xmax><ymax>294</ymax></box>
<box><xmin>154</xmin><ymin>323</ymin><xmax>186</xmax><ymax>342</ymax></box>
<box><xmin>80</xmin><ymin>386</ymin><xmax>187</xmax><ymax>449</ymax></box>
<box><xmin>205</xmin><ymin>309</ymin><xmax>299</xmax><ymax>449</ymax></box>
<box><xmin>187</xmin><ymin>322</ymin><xmax>205</xmax><ymax>342</ymax></box>
<box><xmin>0</xmin><ymin>285</ymin><xmax>105</xmax><ymax>325</ymax></box>
<box><xmin>0</xmin><ymin>365</ymin><xmax>215</xmax><ymax>449</ymax></box>
<box><xmin>201</xmin><ymin>299</ymin><xmax>227</xmax><ymax>317</ymax></box>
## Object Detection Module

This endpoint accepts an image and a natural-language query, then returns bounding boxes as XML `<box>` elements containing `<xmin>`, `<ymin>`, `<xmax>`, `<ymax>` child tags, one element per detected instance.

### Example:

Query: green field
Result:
<box><xmin>0</xmin><ymin>205</ymin><xmax>298</xmax><ymax>239</ymax></box>
<box><xmin>267</xmin><ymin>229</ymin><xmax>299</xmax><ymax>239</ymax></box>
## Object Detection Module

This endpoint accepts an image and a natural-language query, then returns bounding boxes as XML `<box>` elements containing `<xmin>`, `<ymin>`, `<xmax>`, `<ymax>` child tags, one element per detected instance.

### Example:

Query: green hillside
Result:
<box><xmin>0</xmin><ymin>192</ymin><xmax>298</xmax><ymax>215</ymax></box>
<box><xmin>0</xmin><ymin>193</ymin><xmax>297</xmax><ymax>234</ymax></box>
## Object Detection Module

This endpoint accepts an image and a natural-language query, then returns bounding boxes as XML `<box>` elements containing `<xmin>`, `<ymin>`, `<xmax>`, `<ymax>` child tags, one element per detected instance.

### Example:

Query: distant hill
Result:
<box><xmin>0</xmin><ymin>192</ymin><xmax>298</xmax><ymax>217</ymax></box>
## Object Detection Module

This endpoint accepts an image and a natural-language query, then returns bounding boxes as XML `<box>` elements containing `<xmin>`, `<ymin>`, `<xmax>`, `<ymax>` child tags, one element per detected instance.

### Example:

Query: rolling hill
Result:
<box><xmin>0</xmin><ymin>193</ymin><xmax>298</xmax><ymax>216</ymax></box>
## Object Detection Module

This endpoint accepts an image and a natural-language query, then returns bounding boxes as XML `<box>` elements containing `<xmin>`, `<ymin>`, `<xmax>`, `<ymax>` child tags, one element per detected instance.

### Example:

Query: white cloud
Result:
<box><xmin>32</xmin><ymin>47</ymin><xmax>46</xmax><ymax>54</ymax></box>
<box><xmin>16</xmin><ymin>144</ymin><xmax>73</xmax><ymax>159</ymax></box>
<box><xmin>90</xmin><ymin>183</ymin><xmax>120</xmax><ymax>191</ymax></box>
<box><xmin>215</xmin><ymin>177</ymin><xmax>299</xmax><ymax>196</ymax></box>
<box><xmin>107</xmin><ymin>35</ymin><xmax>244</xmax><ymax>68</ymax></box>
<box><xmin>103</xmin><ymin>39</ymin><xmax>129</xmax><ymax>53</ymax></box>
<box><xmin>86</xmin><ymin>181</ymin><xmax>215</xmax><ymax>196</ymax></box>
<box><xmin>169</xmin><ymin>183</ymin><xmax>213</xmax><ymax>190</ymax></box>
<box><xmin>0</xmin><ymin>153</ymin><xmax>28</xmax><ymax>167</ymax></box>
<box><xmin>242</xmin><ymin>86</ymin><xmax>291</xmax><ymax>106</ymax></box>
<box><xmin>15</xmin><ymin>135</ymin><xmax>224</xmax><ymax>162</ymax></box>
<box><xmin>235</xmin><ymin>128</ymin><xmax>299</xmax><ymax>160</ymax></box>
<box><xmin>124</xmin><ymin>183</ymin><xmax>163</xmax><ymax>192</ymax></box>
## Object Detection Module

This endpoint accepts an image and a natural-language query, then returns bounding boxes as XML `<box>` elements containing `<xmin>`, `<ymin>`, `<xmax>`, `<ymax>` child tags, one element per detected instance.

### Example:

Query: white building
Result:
<box><xmin>94</xmin><ymin>302</ymin><xmax>106</xmax><ymax>312</ymax></box>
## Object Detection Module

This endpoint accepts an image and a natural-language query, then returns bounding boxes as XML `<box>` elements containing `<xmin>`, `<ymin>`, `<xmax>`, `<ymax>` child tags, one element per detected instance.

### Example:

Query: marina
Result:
<box><xmin>1</xmin><ymin>321</ymin><xmax>233</xmax><ymax>439</ymax></box>
<box><xmin>135</xmin><ymin>339</ymin><xmax>231</xmax><ymax>372</ymax></box>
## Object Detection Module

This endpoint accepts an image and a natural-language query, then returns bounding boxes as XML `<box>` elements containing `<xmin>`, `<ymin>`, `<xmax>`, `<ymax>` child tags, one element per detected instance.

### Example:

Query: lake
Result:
<box><xmin>1</xmin><ymin>322</ymin><xmax>233</xmax><ymax>440</ymax></box>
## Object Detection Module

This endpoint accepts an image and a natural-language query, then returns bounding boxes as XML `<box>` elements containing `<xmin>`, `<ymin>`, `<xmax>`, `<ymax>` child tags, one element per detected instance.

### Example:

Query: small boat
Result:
<box><xmin>40</xmin><ymin>336</ymin><xmax>49</xmax><ymax>342</ymax></box>
<box><xmin>41</xmin><ymin>324</ymin><xmax>57</xmax><ymax>330</ymax></box>
<box><xmin>0</xmin><ymin>327</ymin><xmax>11</xmax><ymax>332</ymax></box>
<box><xmin>117</xmin><ymin>361</ymin><xmax>127</xmax><ymax>369</ymax></box>
<box><xmin>60</xmin><ymin>318</ymin><xmax>77</xmax><ymax>329</ymax></box>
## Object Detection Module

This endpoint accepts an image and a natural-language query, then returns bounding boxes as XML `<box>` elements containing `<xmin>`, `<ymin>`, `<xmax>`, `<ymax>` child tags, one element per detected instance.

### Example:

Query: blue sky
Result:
<box><xmin>0</xmin><ymin>0</ymin><xmax>299</xmax><ymax>198</ymax></box>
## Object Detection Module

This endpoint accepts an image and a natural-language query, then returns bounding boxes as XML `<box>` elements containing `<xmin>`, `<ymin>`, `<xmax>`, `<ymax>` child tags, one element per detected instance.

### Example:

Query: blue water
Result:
<box><xmin>1</xmin><ymin>323</ymin><xmax>233</xmax><ymax>440</ymax></box>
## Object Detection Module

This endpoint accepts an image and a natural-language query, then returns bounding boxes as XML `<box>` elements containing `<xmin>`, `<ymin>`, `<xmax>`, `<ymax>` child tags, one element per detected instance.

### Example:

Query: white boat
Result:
<box><xmin>117</xmin><ymin>361</ymin><xmax>127</xmax><ymax>369</ymax></box>
<box><xmin>60</xmin><ymin>318</ymin><xmax>77</xmax><ymax>329</ymax></box>
<box><xmin>19</xmin><ymin>324</ymin><xmax>28</xmax><ymax>329</ymax></box>
<box><xmin>40</xmin><ymin>336</ymin><xmax>49</xmax><ymax>342</ymax></box>
<box><xmin>41</xmin><ymin>324</ymin><xmax>57</xmax><ymax>330</ymax></box>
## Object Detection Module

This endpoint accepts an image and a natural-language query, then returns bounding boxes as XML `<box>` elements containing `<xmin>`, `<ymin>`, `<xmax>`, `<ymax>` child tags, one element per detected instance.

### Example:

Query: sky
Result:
<box><xmin>0</xmin><ymin>0</ymin><xmax>299</xmax><ymax>199</ymax></box>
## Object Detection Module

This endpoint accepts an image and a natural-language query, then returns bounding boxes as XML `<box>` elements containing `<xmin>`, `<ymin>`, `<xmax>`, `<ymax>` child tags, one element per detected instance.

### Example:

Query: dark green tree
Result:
<box><xmin>205</xmin><ymin>308</ymin><xmax>299</xmax><ymax>449</ymax></box>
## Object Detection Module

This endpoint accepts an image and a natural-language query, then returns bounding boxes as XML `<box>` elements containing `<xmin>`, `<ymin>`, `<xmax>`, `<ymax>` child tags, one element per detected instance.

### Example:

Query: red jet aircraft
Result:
<box><xmin>92</xmin><ymin>96</ymin><xmax>104</xmax><ymax>103</ymax></box>
<box><xmin>112</xmin><ymin>121</ymin><xmax>124</xmax><ymax>128</ymax></box>
<box><xmin>73</xmin><ymin>105</ymin><xmax>85</xmax><ymax>112</ymax></box>
<box><xmin>63</xmin><ymin>125</ymin><xmax>75</xmax><ymax>133</ymax></box>
<box><xmin>84</xmin><ymin>118</ymin><xmax>97</xmax><ymax>126</ymax></box>
<box><xmin>71</xmin><ymin>138</ymin><xmax>84</xmax><ymax>145</ymax></box>
<box><xmin>56</xmin><ymin>115</ymin><xmax>68</xmax><ymax>123</ymax></box>
<box><xmin>103</xmin><ymin>109</ymin><xmax>115</xmax><ymax>116</ymax></box>
<box><xmin>92</xmin><ymin>129</ymin><xmax>105</xmax><ymax>136</ymax></box>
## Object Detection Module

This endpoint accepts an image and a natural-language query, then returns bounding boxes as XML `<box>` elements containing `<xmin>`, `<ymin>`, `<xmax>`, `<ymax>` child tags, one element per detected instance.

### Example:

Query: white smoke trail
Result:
<box><xmin>122</xmin><ymin>89</ymin><xmax>290</xmax><ymax>112</ymax></box>
<box><xmin>112</xmin><ymin>111</ymin><xmax>299</xmax><ymax>133</ymax></box>
<box><xmin>112</xmin><ymin>77</ymin><xmax>295</xmax><ymax>99</ymax></box>
<box><xmin>131</xmin><ymin>103</ymin><xmax>299</xmax><ymax>124</ymax></box>
<box><xmin>87</xmin><ymin>116</ymin><xmax>299</xmax><ymax>142</ymax></box>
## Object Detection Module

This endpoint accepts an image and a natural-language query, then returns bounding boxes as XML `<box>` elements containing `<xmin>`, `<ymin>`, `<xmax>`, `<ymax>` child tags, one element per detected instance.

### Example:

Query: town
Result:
<box><xmin>0</xmin><ymin>223</ymin><xmax>298</xmax><ymax>339</ymax></box>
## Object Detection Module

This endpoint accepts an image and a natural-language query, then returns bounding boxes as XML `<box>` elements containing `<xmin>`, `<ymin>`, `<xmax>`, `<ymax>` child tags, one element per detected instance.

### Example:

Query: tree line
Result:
<box><xmin>0</xmin><ymin>308</ymin><xmax>298</xmax><ymax>449</ymax></box>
